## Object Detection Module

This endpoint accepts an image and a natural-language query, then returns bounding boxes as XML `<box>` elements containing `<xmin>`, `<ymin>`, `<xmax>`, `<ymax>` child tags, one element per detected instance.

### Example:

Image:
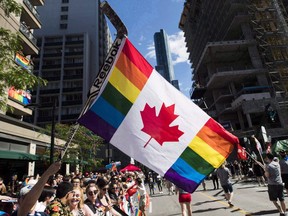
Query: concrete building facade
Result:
<box><xmin>31</xmin><ymin>0</ymin><xmax>112</xmax><ymax>127</ymax></box>
<box><xmin>179</xmin><ymin>0</ymin><xmax>288</xmax><ymax>144</ymax></box>
<box><xmin>0</xmin><ymin>0</ymin><xmax>67</xmax><ymax>180</ymax></box>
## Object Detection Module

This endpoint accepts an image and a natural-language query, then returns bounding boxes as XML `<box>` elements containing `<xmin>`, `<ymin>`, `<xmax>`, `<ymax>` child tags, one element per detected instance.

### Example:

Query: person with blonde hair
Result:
<box><xmin>0</xmin><ymin>177</ymin><xmax>7</xmax><ymax>195</ymax></box>
<box><xmin>67</xmin><ymin>186</ymin><xmax>92</xmax><ymax>216</ymax></box>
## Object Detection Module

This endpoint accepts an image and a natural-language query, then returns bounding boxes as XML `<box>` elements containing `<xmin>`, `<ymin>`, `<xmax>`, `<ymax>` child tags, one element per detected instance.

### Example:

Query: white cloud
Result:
<box><xmin>145</xmin><ymin>42</ymin><xmax>156</xmax><ymax>59</ymax></box>
<box><xmin>167</xmin><ymin>31</ymin><xmax>189</xmax><ymax>65</ymax></box>
<box><xmin>145</xmin><ymin>31</ymin><xmax>189</xmax><ymax>66</ymax></box>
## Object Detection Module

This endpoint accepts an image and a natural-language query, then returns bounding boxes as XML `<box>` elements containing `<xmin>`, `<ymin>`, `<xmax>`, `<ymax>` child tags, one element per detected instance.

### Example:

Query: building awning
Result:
<box><xmin>0</xmin><ymin>150</ymin><xmax>40</xmax><ymax>161</ymax></box>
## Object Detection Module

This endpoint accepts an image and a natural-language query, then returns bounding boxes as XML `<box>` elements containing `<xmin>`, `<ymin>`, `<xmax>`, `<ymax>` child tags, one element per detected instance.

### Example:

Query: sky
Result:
<box><xmin>105</xmin><ymin>0</ymin><xmax>192</xmax><ymax>98</ymax></box>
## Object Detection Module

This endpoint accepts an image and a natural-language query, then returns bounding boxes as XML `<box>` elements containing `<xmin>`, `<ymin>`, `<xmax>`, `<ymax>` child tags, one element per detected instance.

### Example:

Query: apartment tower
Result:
<box><xmin>32</xmin><ymin>0</ymin><xmax>112</xmax><ymax>127</ymax></box>
<box><xmin>179</xmin><ymin>0</ymin><xmax>288</xmax><ymax>145</ymax></box>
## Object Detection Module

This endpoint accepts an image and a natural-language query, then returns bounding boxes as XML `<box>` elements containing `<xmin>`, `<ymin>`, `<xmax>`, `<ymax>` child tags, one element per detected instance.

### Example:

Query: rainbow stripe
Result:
<box><xmin>134</xmin><ymin>208</ymin><xmax>142</xmax><ymax>216</ymax></box>
<box><xmin>165</xmin><ymin>118</ymin><xmax>235</xmax><ymax>191</ymax></box>
<box><xmin>78</xmin><ymin>39</ymin><xmax>153</xmax><ymax>141</ymax></box>
<box><xmin>78</xmin><ymin>38</ymin><xmax>237</xmax><ymax>193</ymax></box>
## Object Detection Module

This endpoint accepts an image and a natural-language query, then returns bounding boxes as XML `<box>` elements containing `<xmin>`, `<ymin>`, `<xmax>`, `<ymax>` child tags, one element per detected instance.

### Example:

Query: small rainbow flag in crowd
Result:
<box><xmin>78</xmin><ymin>37</ymin><xmax>238</xmax><ymax>193</ymax></box>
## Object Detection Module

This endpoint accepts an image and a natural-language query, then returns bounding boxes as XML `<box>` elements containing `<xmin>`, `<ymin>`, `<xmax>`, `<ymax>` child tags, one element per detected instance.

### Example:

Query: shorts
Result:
<box><xmin>268</xmin><ymin>184</ymin><xmax>285</xmax><ymax>201</ymax></box>
<box><xmin>222</xmin><ymin>183</ymin><xmax>233</xmax><ymax>193</ymax></box>
<box><xmin>179</xmin><ymin>193</ymin><xmax>191</xmax><ymax>203</ymax></box>
<box><xmin>281</xmin><ymin>174</ymin><xmax>288</xmax><ymax>189</ymax></box>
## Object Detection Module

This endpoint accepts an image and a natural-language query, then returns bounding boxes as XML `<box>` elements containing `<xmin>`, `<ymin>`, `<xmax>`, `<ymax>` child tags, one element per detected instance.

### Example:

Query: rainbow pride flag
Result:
<box><xmin>78</xmin><ymin>37</ymin><xmax>238</xmax><ymax>193</ymax></box>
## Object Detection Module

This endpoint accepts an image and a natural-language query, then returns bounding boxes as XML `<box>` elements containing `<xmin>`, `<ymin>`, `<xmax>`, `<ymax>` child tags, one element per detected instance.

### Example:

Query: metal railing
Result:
<box><xmin>20</xmin><ymin>23</ymin><xmax>37</xmax><ymax>45</ymax></box>
<box><xmin>23</xmin><ymin>0</ymin><xmax>40</xmax><ymax>21</ymax></box>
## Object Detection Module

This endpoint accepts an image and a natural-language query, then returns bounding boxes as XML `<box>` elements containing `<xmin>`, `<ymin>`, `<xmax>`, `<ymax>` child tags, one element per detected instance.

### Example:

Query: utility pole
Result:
<box><xmin>50</xmin><ymin>99</ymin><xmax>56</xmax><ymax>165</ymax></box>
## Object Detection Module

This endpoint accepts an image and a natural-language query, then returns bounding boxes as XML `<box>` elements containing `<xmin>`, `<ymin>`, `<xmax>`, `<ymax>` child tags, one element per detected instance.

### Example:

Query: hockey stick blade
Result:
<box><xmin>100</xmin><ymin>1</ymin><xmax>128</xmax><ymax>38</ymax></box>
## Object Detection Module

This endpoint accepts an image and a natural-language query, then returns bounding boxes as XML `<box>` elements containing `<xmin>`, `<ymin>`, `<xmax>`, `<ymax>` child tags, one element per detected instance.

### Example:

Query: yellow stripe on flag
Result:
<box><xmin>109</xmin><ymin>67</ymin><xmax>140</xmax><ymax>103</ymax></box>
<box><xmin>188</xmin><ymin>136</ymin><xmax>226</xmax><ymax>168</ymax></box>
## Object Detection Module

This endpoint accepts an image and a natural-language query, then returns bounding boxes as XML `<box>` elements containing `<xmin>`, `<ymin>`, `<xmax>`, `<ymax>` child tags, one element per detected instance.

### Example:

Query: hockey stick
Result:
<box><xmin>59</xmin><ymin>1</ymin><xmax>128</xmax><ymax>160</ymax></box>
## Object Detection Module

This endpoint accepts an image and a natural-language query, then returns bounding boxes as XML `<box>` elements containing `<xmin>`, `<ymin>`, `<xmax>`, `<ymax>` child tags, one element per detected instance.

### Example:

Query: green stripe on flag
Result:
<box><xmin>102</xmin><ymin>82</ymin><xmax>133</xmax><ymax>116</ymax></box>
<box><xmin>180</xmin><ymin>147</ymin><xmax>214</xmax><ymax>175</ymax></box>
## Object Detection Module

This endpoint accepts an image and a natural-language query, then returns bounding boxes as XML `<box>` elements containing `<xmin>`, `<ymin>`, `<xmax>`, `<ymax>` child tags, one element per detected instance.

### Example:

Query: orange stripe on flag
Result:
<box><xmin>116</xmin><ymin>53</ymin><xmax>148</xmax><ymax>90</ymax></box>
<box><xmin>197</xmin><ymin>126</ymin><xmax>234</xmax><ymax>158</ymax></box>
<box><xmin>205</xmin><ymin>118</ymin><xmax>238</xmax><ymax>144</ymax></box>
<box><xmin>122</xmin><ymin>39</ymin><xmax>153</xmax><ymax>78</ymax></box>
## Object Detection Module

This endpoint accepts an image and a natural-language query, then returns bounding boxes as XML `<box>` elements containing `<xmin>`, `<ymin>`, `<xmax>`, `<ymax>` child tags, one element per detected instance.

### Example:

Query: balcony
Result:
<box><xmin>232</xmin><ymin>92</ymin><xmax>271</xmax><ymax>109</ymax></box>
<box><xmin>19</xmin><ymin>23</ymin><xmax>39</xmax><ymax>55</ymax></box>
<box><xmin>29</xmin><ymin>0</ymin><xmax>44</xmax><ymax>6</ymax></box>
<box><xmin>22</xmin><ymin>0</ymin><xmax>41</xmax><ymax>29</ymax></box>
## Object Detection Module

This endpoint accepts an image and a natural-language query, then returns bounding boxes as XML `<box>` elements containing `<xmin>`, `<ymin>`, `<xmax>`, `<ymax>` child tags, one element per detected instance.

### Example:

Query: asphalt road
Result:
<box><xmin>147</xmin><ymin>178</ymin><xmax>284</xmax><ymax>216</ymax></box>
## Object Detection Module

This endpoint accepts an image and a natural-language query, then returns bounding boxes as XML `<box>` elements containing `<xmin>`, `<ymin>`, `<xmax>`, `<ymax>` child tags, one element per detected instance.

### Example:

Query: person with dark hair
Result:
<box><xmin>34</xmin><ymin>186</ymin><xmax>56</xmax><ymax>212</ymax></box>
<box><xmin>72</xmin><ymin>177</ymin><xmax>81</xmax><ymax>188</ymax></box>
<box><xmin>95</xmin><ymin>178</ymin><xmax>121</xmax><ymax>216</ymax></box>
<box><xmin>279</xmin><ymin>150</ymin><xmax>288</xmax><ymax>194</ymax></box>
<box><xmin>45</xmin><ymin>181</ymin><xmax>74</xmax><ymax>216</ymax></box>
<box><xmin>265</xmin><ymin>153</ymin><xmax>287</xmax><ymax>216</ymax></box>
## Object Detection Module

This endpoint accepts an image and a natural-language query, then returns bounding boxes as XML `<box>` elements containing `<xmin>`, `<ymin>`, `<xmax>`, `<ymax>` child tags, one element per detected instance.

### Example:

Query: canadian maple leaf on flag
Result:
<box><xmin>140</xmin><ymin>103</ymin><xmax>184</xmax><ymax>148</ymax></box>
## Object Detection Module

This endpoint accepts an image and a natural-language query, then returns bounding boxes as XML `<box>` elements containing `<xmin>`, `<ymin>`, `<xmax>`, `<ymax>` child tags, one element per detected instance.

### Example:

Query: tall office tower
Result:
<box><xmin>154</xmin><ymin>29</ymin><xmax>180</xmax><ymax>90</ymax></box>
<box><xmin>179</xmin><ymin>0</ymin><xmax>288</xmax><ymax>142</ymax></box>
<box><xmin>31</xmin><ymin>0</ymin><xmax>112</xmax><ymax>127</ymax></box>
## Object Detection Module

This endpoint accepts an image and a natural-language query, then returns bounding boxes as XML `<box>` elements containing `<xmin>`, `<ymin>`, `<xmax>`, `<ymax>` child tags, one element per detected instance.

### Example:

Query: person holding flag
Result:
<box><xmin>265</xmin><ymin>153</ymin><xmax>287</xmax><ymax>216</ymax></box>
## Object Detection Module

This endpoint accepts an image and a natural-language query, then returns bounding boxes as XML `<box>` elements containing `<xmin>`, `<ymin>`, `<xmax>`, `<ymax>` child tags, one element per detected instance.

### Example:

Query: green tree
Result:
<box><xmin>0</xmin><ymin>0</ymin><xmax>47</xmax><ymax>110</ymax></box>
<box><xmin>43</xmin><ymin>123</ymin><xmax>105</xmax><ymax>172</ymax></box>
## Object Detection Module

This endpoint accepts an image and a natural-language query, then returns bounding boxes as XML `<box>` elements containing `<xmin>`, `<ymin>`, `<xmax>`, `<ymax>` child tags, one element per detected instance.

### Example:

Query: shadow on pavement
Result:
<box><xmin>247</xmin><ymin>209</ymin><xmax>279</xmax><ymax>215</ymax></box>
<box><xmin>193</xmin><ymin>199</ymin><xmax>223</xmax><ymax>206</ymax></box>
<box><xmin>193</xmin><ymin>207</ymin><xmax>227</xmax><ymax>213</ymax></box>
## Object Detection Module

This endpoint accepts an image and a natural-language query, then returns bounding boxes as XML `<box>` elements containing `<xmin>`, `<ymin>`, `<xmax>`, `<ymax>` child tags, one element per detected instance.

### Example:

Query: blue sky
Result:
<box><xmin>105</xmin><ymin>0</ymin><xmax>192</xmax><ymax>98</ymax></box>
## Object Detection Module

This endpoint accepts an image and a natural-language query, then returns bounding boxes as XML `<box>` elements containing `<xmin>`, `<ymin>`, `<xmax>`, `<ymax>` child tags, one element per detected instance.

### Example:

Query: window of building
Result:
<box><xmin>61</xmin><ymin>6</ymin><xmax>68</xmax><ymax>12</ymax></box>
<box><xmin>61</xmin><ymin>15</ymin><xmax>68</xmax><ymax>20</ymax></box>
<box><xmin>60</xmin><ymin>24</ymin><xmax>68</xmax><ymax>29</ymax></box>
<box><xmin>62</xmin><ymin>0</ymin><xmax>69</xmax><ymax>3</ymax></box>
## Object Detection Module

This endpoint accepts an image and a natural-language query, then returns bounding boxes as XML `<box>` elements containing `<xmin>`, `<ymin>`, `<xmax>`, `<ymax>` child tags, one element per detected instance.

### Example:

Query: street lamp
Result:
<box><xmin>24</xmin><ymin>99</ymin><xmax>56</xmax><ymax>165</ymax></box>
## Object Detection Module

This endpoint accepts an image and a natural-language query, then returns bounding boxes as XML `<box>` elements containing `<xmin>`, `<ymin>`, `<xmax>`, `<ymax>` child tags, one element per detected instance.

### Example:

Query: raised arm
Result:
<box><xmin>17</xmin><ymin>161</ymin><xmax>61</xmax><ymax>216</ymax></box>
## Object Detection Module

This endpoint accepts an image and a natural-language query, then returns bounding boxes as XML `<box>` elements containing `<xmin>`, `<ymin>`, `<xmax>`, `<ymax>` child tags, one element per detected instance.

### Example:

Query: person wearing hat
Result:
<box><xmin>12</xmin><ymin>162</ymin><xmax>61</xmax><ymax>216</ymax></box>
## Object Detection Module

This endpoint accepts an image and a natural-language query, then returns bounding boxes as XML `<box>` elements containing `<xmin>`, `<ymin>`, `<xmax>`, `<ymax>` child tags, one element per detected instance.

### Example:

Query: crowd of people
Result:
<box><xmin>1</xmin><ymin>149</ymin><xmax>288</xmax><ymax>216</ymax></box>
<box><xmin>0</xmin><ymin>162</ymin><xmax>153</xmax><ymax>216</ymax></box>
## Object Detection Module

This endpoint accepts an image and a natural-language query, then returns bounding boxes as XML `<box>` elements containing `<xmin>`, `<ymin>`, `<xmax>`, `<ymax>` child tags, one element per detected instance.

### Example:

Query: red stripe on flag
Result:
<box><xmin>205</xmin><ymin>118</ymin><xmax>239</xmax><ymax>145</ymax></box>
<box><xmin>122</xmin><ymin>39</ymin><xmax>153</xmax><ymax>79</ymax></box>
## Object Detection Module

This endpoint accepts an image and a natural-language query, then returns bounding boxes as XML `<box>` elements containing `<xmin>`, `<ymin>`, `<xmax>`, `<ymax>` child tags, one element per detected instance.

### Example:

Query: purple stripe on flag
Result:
<box><xmin>78</xmin><ymin>110</ymin><xmax>116</xmax><ymax>142</ymax></box>
<box><xmin>164</xmin><ymin>167</ymin><xmax>199</xmax><ymax>193</ymax></box>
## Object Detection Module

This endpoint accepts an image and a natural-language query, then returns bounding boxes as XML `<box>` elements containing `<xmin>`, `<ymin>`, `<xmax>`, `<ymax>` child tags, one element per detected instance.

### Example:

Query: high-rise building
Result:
<box><xmin>154</xmin><ymin>29</ymin><xmax>180</xmax><ymax>90</ymax></box>
<box><xmin>0</xmin><ymin>0</ymin><xmax>67</xmax><ymax>179</ymax></box>
<box><xmin>31</xmin><ymin>0</ymin><xmax>112</xmax><ymax>127</ymax></box>
<box><xmin>179</xmin><ymin>0</ymin><xmax>288</xmax><ymax>143</ymax></box>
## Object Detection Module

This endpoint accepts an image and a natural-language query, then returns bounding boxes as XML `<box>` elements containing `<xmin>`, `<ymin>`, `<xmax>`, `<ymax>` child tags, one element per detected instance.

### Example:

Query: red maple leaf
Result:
<box><xmin>140</xmin><ymin>103</ymin><xmax>184</xmax><ymax>148</ymax></box>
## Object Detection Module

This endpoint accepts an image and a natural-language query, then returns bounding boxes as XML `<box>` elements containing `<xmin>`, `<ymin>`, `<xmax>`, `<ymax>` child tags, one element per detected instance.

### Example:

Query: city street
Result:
<box><xmin>148</xmin><ymin>179</ymin><xmax>282</xmax><ymax>216</ymax></box>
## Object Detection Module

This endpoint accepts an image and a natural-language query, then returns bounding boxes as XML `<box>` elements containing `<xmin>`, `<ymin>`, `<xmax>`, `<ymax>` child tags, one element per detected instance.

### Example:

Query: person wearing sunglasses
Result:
<box><xmin>84</xmin><ymin>185</ymin><xmax>105</xmax><ymax>216</ymax></box>
<box><xmin>66</xmin><ymin>187</ymin><xmax>91</xmax><ymax>216</ymax></box>
<box><xmin>95</xmin><ymin>178</ymin><xmax>121</xmax><ymax>216</ymax></box>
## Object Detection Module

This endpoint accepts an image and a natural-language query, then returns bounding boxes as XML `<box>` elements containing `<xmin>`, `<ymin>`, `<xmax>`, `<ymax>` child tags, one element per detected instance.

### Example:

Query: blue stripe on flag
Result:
<box><xmin>171</xmin><ymin>157</ymin><xmax>205</xmax><ymax>184</ymax></box>
<box><xmin>90</xmin><ymin>96</ymin><xmax>125</xmax><ymax>129</ymax></box>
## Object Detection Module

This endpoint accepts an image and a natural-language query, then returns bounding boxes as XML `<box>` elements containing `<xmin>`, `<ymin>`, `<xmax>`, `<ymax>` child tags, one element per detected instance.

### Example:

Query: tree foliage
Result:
<box><xmin>44</xmin><ymin>123</ymin><xmax>106</xmax><ymax>171</ymax></box>
<box><xmin>0</xmin><ymin>0</ymin><xmax>47</xmax><ymax>110</ymax></box>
